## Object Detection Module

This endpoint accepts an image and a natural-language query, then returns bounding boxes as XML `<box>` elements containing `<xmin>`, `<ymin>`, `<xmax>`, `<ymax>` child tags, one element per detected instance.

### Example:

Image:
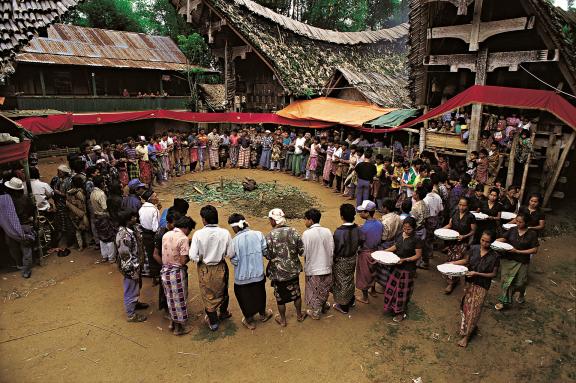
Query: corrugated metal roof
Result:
<box><xmin>15</xmin><ymin>23</ymin><xmax>195</xmax><ymax>71</ymax></box>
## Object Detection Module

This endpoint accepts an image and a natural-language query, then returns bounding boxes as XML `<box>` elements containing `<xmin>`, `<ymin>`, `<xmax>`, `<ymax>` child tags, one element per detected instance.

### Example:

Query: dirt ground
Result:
<box><xmin>0</xmin><ymin>162</ymin><xmax>574</xmax><ymax>383</ymax></box>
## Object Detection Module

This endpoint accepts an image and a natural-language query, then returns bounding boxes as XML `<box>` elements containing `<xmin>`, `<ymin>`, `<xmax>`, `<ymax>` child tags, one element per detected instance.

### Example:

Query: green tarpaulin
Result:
<box><xmin>365</xmin><ymin>109</ymin><xmax>420</xmax><ymax>127</ymax></box>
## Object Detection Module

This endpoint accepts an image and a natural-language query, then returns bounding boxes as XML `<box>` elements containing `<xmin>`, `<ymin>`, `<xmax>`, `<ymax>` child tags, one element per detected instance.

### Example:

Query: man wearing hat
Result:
<box><xmin>3</xmin><ymin>177</ymin><xmax>36</xmax><ymax>278</ymax></box>
<box><xmin>264</xmin><ymin>208</ymin><xmax>307</xmax><ymax>326</ymax></box>
<box><xmin>122</xmin><ymin>179</ymin><xmax>146</xmax><ymax>213</ymax></box>
<box><xmin>258</xmin><ymin>130</ymin><xmax>273</xmax><ymax>170</ymax></box>
<box><xmin>90</xmin><ymin>145</ymin><xmax>104</xmax><ymax>165</ymax></box>
<box><xmin>355</xmin><ymin>200</ymin><xmax>383</xmax><ymax>304</ymax></box>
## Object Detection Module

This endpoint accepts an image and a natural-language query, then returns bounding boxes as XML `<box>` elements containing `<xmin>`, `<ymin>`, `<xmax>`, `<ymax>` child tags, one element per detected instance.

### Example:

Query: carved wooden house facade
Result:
<box><xmin>170</xmin><ymin>0</ymin><xmax>411</xmax><ymax>112</ymax></box>
<box><xmin>408</xmin><ymin>0</ymin><xmax>576</xmax><ymax>206</ymax></box>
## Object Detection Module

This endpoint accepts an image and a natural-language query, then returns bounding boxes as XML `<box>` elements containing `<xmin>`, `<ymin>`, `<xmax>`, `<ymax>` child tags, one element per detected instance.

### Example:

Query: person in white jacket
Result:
<box><xmin>302</xmin><ymin>208</ymin><xmax>334</xmax><ymax>319</ymax></box>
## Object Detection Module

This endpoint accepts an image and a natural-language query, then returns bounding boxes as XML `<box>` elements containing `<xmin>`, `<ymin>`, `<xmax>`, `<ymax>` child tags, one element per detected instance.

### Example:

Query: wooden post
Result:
<box><xmin>419</xmin><ymin>106</ymin><xmax>428</xmax><ymax>153</ymax></box>
<box><xmin>39</xmin><ymin>69</ymin><xmax>46</xmax><ymax>96</ymax></box>
<box><xmin>91</xmin><ymin>72</ymin><xmax>97</xmax><ymax>97</ymax></box>
<box><xmin>518</xmin><ymin>131</ymin><xmax>536</xmax><ymax>203</ymax></box>
<box><xmin>506</xmin><ymin>134</ymin><xmax>519</xmax><ymax>187</ymax></box>
<box><xmin>159</xmin><ymin>73</ymin><xmax>164</xmax><ymax>94</ymax></box>
<box><xmin>467</xmin><ymin>48</ymin><xmax>488</xmax><ymax>156</ymax></box>
<box><xmin>543</xmin><ymin>131</ymin><xmax>575</xmax><ymax>207</ymax></box>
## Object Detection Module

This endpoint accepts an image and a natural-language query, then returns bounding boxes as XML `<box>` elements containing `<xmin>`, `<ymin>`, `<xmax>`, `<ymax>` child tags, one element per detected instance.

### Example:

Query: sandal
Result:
<box><xmin>173</xmin><ymin>325</ymin><xmax>191</xmax><ymax>336</ymax></box>
<box><xmin>127</xmin><ymin>313</ymin><xmax>147</xmax><ymax>322</ymax></box>
<box><xmin>494</xmin><ymin>303</ymin><xmax>505</xmax><ymax>311</ymax></box>
<box><xmin>306</xmin><ymin>309</ymin><xmax>320</xmax><ymax>320</ymax></box>
<box><xmin>515</xmin><ymin>295</ymin><xmax>526</xmax><ymax>304</ymax></box>
<box><xmin>241</xmin><ymin>317</ymin><xmax>256</xmax><ymax>330</ymax></box>
<box><xmin>274</xmin><ymin>314</ymin><xmax>287</xmax><ymax>327</ymax></box>
<box><xmin>392</xmin><ymin>313</ymin><xmax>406</xmax><ymax>323</ymax></box>
<box><xmin>297</xmin><ymin>313</ymin><xmax>308</xmax><ymax>322</ymax></box>
<box><xmin>260</xmin><ymin>309</ymin><xmax>273</xmax><ymax>322</ymax></box>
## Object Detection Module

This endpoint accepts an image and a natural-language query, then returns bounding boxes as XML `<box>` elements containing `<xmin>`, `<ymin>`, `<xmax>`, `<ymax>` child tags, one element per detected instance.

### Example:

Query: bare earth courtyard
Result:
<box><xmin>0</xmin><ymin>167</ymin><xmax>574</xmax><ymax>383</ymax></box>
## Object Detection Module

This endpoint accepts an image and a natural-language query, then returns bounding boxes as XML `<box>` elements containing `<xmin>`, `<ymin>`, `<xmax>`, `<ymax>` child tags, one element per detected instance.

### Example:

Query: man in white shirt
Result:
<box><xmin>302</xmin><ymin>208</ymin><xmax>334</xmax><ymax>319</ymax></box>
<box><xmin>189</xmin><ymin>205</ymin><xmax>233</xmax><ymax>331</ymax></box>
<box><xmin>28</xmin><ymin>167</ymin><xmax>53</xmax><ymax>211</ymax></box>
<box><xmin>138</xmin><ymin>189</ymin><xmax>162</xmax><ymax>277</ymax></box>
<box><xmin>292</xmin><ymin>132</ymin><xmax>306</xmax><ymax>177</ymax></box>
<box><xmin>420</xmin><ymin>177</ymin><xmax>443</xmax><ymax>269</ymax></box>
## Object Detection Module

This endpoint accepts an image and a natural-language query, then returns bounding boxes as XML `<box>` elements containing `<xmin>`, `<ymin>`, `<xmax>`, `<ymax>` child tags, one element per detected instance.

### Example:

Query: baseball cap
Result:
<box><xmin>356</xmin><ymin>200</ymin><xmax>376</xmax><ymax>212</ymax></box>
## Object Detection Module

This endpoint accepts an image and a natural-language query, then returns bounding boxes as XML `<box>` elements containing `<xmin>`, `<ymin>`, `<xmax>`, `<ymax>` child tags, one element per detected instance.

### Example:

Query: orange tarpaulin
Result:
<box><xmin>277</xmin><ymin>97</ymin><xmax>397</xmax><ymax>128</ymax></box>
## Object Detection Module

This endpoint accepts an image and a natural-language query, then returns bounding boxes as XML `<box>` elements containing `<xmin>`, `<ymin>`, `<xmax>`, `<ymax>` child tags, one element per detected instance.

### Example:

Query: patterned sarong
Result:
<box><xmin>238</xmin><ymin>147</ymin><xmax>250</xmax><ymax>168</ymax></box>
<box><xmin>94</xmin><ymin>214</ymin><xmax>116</xmax><ymax>243</ymax></box>
<box><xmin>209</xmin><ymin>148</ymin><xmax>219</xmax><ymax>168</ymax></box>
<box><xmin>460</xmin><ymin>283</ymin><xmax>487</xmax><ymax>337</ymax></box>
<box><xmin>161</xmin><ymin>264</ymin><xmax>189</xmax><ymax>324</ymax></box>
<box><xmin>305</xmin><ymin>274</ymin><xmax>333</xmax><ymax>311</ymax></box>
<box><xmin>230</xmin><ymin>145</ymin><xmax>239</xmax><ymax>166</ymax></box>
<box><xmin>271</xmin><ymin>277</ymin><xmax>301</xmax><ymax>305</ymax></box>
<box><xmin>139</xmin><ymin>160</ymin><xmax>152</xmax><ymax>184</ymax></box>
<box><xmin>197</xmin><ymin>261</ymin><xmax>228</xmax><ymax>312</ymax></box>
<box><xmin>190</xmin><ymin>147</ymin><xmax>199</xmax><ymax>163</ymax></box>
<box><xmin>498</xmin><ymin>259</ymin><xmax>528</xmax><ymax>305</ymax></box>
<box><xmin>307</xmin><ymin>156</ymin><xmax>318</xmax><ymax>171</ymax></box>
<box><xmin>444</xmin><ymin>242</ymin><xmax>468</xmax><ymax>283</ymax></box>
<box><xmin>355</xmin><ymin>248</ymin><xmax>376</xmax><ymax>290</ymax></box>
<box><xmin>383</xmin><ymin>269</ymin><xmax>414</xmax><ymax>315</ymax></box>
<box><xmin>128</xmin><ymin>162</ymin><xmax>140</xmax><ymax>180</ymax></box>
<box><xmin>332</xmin><ymin>257</ymin><xmax>356</xmax><ymax>305</ymax></box>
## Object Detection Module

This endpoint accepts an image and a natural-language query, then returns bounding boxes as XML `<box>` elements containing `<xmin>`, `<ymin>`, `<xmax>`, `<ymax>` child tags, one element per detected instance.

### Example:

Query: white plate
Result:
<box><xmin>501</xmin><ymin>212</ymin><xmax>517</xmax><ymax>220</ymax></box>
<box><xmin>502</xmin><ymin>223</ymin><xmax>517</xmax><ymax>230</ymax></box>
<box><xmin>434</xmin><ymin>228</ymin><xmax>459</xmax><ymax>240</ymax></box>
<box><xmin>472</xmin><ymin>212</ymin><xmax>489</xmax><ymax>220</ymax></box>
<box><xmin>437</xmin><ymin>263</ymin><xmax>468</xmax><ymax>277</ymax></box>
<box><xmin>371</xmin><ymin>251</ymin><xmax>400</xmax><ymax>265</ymax></box>
<box><xmin>491</xmin><ymin>241</ymin><xmax>514</xmax><ymax>252</ymax></box>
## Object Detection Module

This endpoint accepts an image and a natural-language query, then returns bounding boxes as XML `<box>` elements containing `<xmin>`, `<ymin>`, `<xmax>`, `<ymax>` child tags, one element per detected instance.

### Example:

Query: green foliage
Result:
<box><xmin>62</xmin><ymin>0</ymin><xmax>144</xmax><ymax>32</ymax></box>
<box><xmin>134</xmin><ymin>0</ymin><xmax>193</xmax><ymax>40</ymax></box>
<box><xmin>177</xmin><ymin>34</ymin><xmax>212</xmax><ymax>68</ymax></box>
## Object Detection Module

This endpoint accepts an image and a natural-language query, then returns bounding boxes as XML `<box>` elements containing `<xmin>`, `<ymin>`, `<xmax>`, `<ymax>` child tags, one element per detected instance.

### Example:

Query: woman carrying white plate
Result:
<box><xmin>494</xmin><ymin>213</ymin><xmax>539</xmax><ymax>310</ymax></box>
<box><xmin>449</xmin><ymin>230</ymin><xmax>499</xmax><ymax>348</ymax></box>
<box><xmin>441</xmin><ymin>197</ymin><xmax>477</xmax><ymax>295</ymax></box>
<box><xmin>381</xmin><ymin>217</ymin><xmax>423</xmax><ymax>323</ymax></box>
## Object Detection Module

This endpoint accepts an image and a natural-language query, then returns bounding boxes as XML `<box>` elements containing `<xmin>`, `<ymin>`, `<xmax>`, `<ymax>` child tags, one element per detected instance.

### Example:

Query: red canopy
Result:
<box><xmin>17</xmin><ymin>110</ymin><xmax>333</xmax><ymax>135</ymax></box>
<box><xmin>360</xmin><ymin>85</ymin><xmax>576</xmax><ymax>133</ymax></box>
<box><xmin>0</xmin><ymin>140</ymin><xmax>31</xmax><ymax>165</ymax></box>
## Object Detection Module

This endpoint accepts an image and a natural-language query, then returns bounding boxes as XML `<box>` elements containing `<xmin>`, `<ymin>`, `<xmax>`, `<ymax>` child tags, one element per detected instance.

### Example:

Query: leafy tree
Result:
<box><xmin>177</xmin><ymin>34</ymin><xmax>213</xmax><ymax>68</ymax></box>
<box><xmin>62</xmin><ymin>0</ymin><xmax>144</xmax><ymax>32</ymax></box>
<box><xmin>135</xmin><ymin>0</ymin><xmax>193</xmax><ymax>40</ymax></box>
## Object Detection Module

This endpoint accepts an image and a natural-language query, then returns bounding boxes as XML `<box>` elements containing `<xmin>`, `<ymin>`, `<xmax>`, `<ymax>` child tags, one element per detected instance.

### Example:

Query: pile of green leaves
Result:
<box><xmin>178</xmin><ymin>179</ymin><xmax>318</xmax><ymax>218</ymax></box>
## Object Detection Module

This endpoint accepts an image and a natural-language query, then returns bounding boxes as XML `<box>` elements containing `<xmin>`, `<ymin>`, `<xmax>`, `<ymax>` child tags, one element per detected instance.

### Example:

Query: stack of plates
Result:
<box><xmin>437</xmin><ymin>263</ymin><xmax>468</xmax><ymax>277</ymax></box>
<box><xmin>502</xmin><ymin>223</ymin><xmax>517</xmax><ymax>230</ymax></box>
<box><xmin>434</xmin><ymin>228</ymin><xmax>459</xmax><ymax>240</ymax></box>
<box><xmin>371</xmin><ymin>251</ymin><xmax>400</xmax><ymax>265</ymax></box>
<box><xmin>501</xmin><ymin>212</ymin><xmax>517</xmax><ymax>220</ymax></box>
<box><xmin>491</xmin><ymin>241</ymin><xmax>514</xmax><ymax>252</ymax></box>
<box><xmin>472</xmin><ymin>212</ymin><xmax>489</xmax><ymax>220</ymax></box>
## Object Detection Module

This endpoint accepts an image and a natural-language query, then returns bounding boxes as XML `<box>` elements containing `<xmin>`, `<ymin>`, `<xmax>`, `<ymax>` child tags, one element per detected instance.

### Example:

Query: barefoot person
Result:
<box><xmin>116</xmin><ymin>210</ymin><xmax>148</xmax><ymax>323</ymax></box>
<box><xmin>355</xmin><ymin>200</ymin><xmax>383</xmax><ymax>303</ymax></box>
<box><xmin>265</xmin><ymin>208</ymin><xmax>307</xmax><ymax>326</ymax></box>
<box><xmin>189</xmin><ymin>205</ymin><xmax>233</xmax><ymax>331</ymax></box>
<box><xmin>227</xmin><ymin>214</ymin><xmax>273</xmax><ymax>330</ymax></box>
<box><xmin>302</xmin><ymin>208</ymin><xmax>334</xmax><ymax>320</ymax></box>
<box><xmin>381</xmin><ymin>217</ymin><xmax>422</xmax><ymax>322</ymax></box>
<box><xmin>451</xmin><ymin>230</ymin><xmax>499</xmax><ymax>348</ymax></box>
<box><xmin>332</xmin><ymin>204</ymin><xmax>363</xmax><ymax>314</ymax></box>
<box><xmin>494</xmin><ymin>213</ymin><xmax>539</xmax><ymax>310</ymax></box>
<box><xmin>161</xmin><ymin>216</ymin><xmax>195</xmax><ymax>335</ymax></box>
<box><xmin>441</xmin><ymin>197</ymin><xmax>476</xmax><ymax>294</ymax></box>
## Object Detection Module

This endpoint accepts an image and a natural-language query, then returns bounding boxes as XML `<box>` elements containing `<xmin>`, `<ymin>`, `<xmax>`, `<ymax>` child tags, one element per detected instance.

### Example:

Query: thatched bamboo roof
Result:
<box><xmin>0</xmin><ymin>0</ymin><xmax>80</xmax><ymax>82</ymax></box>
<box><xmin>172</xmin><ymin>0</ymin><xmax>411</xmax><ymax>106</ymax></box>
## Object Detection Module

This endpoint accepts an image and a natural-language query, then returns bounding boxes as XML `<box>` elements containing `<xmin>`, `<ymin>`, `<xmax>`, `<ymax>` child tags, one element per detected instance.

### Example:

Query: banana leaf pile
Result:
<box><xmin>178</xmin><ymin>179</ymin><xmax>318</xmax><ymax>218</ymax></box>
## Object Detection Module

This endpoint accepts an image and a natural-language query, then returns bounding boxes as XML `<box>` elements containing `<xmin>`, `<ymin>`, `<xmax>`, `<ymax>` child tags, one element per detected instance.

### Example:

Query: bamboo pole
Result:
<box><xmin>518</xmin><ymin>131</ymin><xmax>536</xmax><ymax>204</ymax></box>
<box><xmin>506</xmin><ymin>134</ymin><xmax>519</xmax><ymax>187</ymax></box>
<box><xmin>543</xmin><ymin>131</ymin><xmax>576</xmax><ymax>207</ymax></box>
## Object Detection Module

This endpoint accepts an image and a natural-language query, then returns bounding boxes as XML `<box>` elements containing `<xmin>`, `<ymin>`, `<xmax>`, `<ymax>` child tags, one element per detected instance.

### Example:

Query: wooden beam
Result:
<box><xmin>540</xmin><ymin>133</ymin><xmax>561</xmax><ymax>190</ymax></box>
<box><xmin>427</xmin><ymin>16</ymin><xmax>534</xmax><ymax>51</ymax></box>
<box><xmin>543</xmin><ymin>131</ymin><xmax>575</xmax><ymax>207</ymax></box>
<box><xmin>424</xmin><ymin>49</ymin><xmax>559</xmax><ymax>72</ymax></box>
<box><xmin>468</xmin><ymin>48</ymin><xmax>488</xmax><ymax>156</ymax></box>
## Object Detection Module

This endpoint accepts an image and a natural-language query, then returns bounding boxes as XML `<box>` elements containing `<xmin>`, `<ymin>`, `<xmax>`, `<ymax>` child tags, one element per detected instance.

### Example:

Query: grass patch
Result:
<box><xmin>192</xmin><ymin>321</ymin><xmax>237</xmax><ymax>342</ymax></box>
<box><xmin>407</xmin><ymin>301</ymin><xmax>428</xmax><ymax>321</ymax></box>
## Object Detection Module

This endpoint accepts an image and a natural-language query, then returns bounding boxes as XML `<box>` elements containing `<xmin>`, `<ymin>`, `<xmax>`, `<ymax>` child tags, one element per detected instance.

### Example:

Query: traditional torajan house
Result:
<box><xmin>170</xmin><ymin>0</ymin><xmax>411</xmax><ymax>112</ymax></box>
<box><xmin>1</xmin><ymin>23</ymin><xmax>205</xmax><ymax>113</ymax></box>
<box><xmin>408</xmin><ymin>0</ymin><xmax>576</xmax><ymax>207</ymax></box>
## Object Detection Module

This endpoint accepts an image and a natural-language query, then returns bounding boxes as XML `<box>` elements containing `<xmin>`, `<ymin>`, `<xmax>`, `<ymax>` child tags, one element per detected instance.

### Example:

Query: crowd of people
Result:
<box><xmin>0</xmin><ymin>123</ymin><xmax>547</xmax><ymax>348</ymax></box>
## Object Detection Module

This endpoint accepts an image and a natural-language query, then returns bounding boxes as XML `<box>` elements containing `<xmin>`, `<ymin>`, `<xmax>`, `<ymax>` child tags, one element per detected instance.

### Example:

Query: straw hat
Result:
<box><xmin>4</xmin><ymin>177</ymin><xmax>24</xmax><ymax>191</ymax></box>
